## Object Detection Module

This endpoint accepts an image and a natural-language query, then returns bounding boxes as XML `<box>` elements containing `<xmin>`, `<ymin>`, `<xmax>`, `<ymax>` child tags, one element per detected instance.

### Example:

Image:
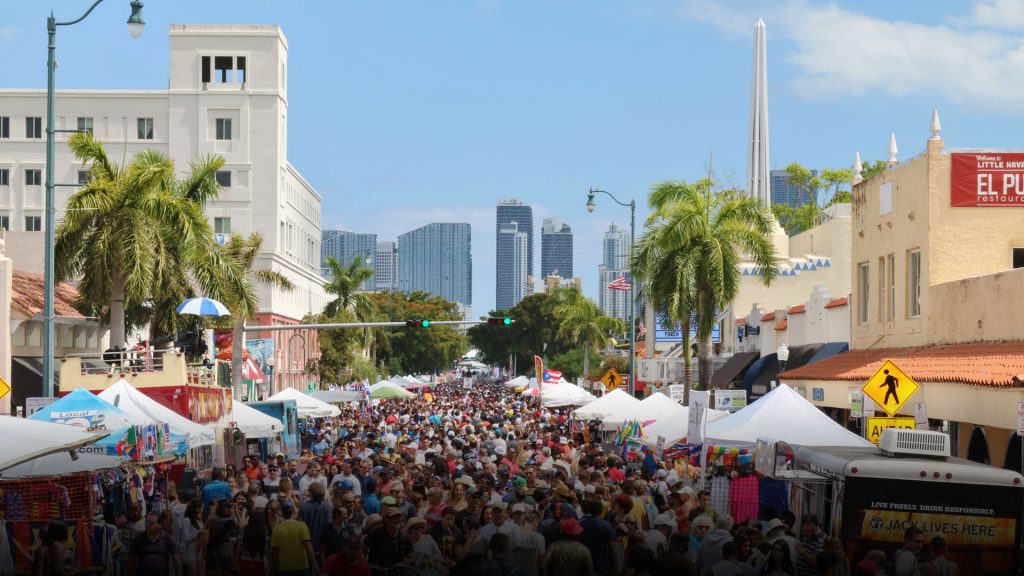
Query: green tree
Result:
<box><xmin>322</xmin><ymin>255</ymin><xmax>376</xmax><ymax>318</ymax></box>
<box><xmin>56</xmin><ymin>133</ymin><xmax>243</xmax><ymax>348</ymax></box>
<box><xmin>467</xmin><ymin>293</ymin><xmax>567</xmax><ymax>376</ymax></box>
<box><xmin>218</xmin><ymin>233</ymin><xmax>294</xmax><ymax>395</ymax></box>
<box><xmin>633</xmin><ymin>179</ymin><xmax>777</xmax><ymax>390</ymax></box>
<box><xmin>860</xmin><ymin>159</ymin><xmax>888</xmax><ymax>182</ymax></box>
<box><xmin>367</xmin><ymin>291</ymin><xmax>467</xmax><ymax>375</ymax></box>
<box><xmin>551</xmin><ymin>287</ymin><xmax>624</xmax><ymax>377</ymax></box>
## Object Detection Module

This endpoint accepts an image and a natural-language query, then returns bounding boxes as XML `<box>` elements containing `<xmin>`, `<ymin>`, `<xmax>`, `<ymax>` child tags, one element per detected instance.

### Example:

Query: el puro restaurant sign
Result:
<box><xmin>951</xmin><ymin>152</ymin><xmax>1024</xmax><ymax>206</ymax></box>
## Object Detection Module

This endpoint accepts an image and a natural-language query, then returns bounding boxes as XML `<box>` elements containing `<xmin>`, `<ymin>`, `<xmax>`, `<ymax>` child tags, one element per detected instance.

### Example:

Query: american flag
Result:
<box><xmin>543</xmin><ymin>368</ymin><xmax>562</xmax><ymax>383</ymax></box>
<box><xmin>637</xmin><ymin>321</ymin><xmax>647</xmax><ymax>339</ymax></box>
<box><xmin>607</xmin><ymin>275</ymin><xmax>632</xmax><ymax>291</ymax></box>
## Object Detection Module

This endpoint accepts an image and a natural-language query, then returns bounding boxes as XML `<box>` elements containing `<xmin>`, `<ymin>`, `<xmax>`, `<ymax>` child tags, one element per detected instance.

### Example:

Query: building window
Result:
<box><xmin>137</xmin><ymin>117</ymin><xmax>154</xmax><ymax>140</ymax></box>
<box><xmin>78</xmin><ymin>170</ymin><xmax>90</xmax><ymax>184</ymax></box>
<box><xmin>1014</xmin><ymin>248</ymin><xmax>1024</xmax><ymax>269</ymax></box>
<box><xmin>0</xmin><ymin>169</ymin><xmax>8</xmax><ymax>187</ymax></box>
<box><xmin>215</xmin><ymin>118</ymin><xmax>232</xmax><ymax>141</ymax></box>
<box><xmin>0</xmin><ymin>216</ymin><xmax>8</xmax><ymax>231</ymax></box>
<box><xmin>25</xmin><ymin>169</ymin><xmax>42</xmax><ymax>186</ymax></box>
<box><xmin>77</xmin><ymin>117</ymin><xmax>93</xmax><ymax>136</ymax></box>
<box><xmin>858</xmin><ymin>263</ymin><xmax>870</xmax><ymax>324</ymax></box>
<box><xmin>215</xmin><ymin>170</ymin><xmax>231</xmax><ymax>187</ymax></box>
<box><xmin>887</xmin><ymin>254</ymin><xmax>896</xmax><ymax>321</ymax></box>
<box><xmin>26</xmin><ymin>117</ymin><xmax>42</xmax><ymax>138</ymax></box>
<box><xmin>877</xmin><ymin>257</ymin><xmax>885</xmax><ymax>322</ymax></box>
<box><xmin>0</xmin><ymin>117</ymin><xmax>8</xmax><ymax>138</ymax></box>
<box><xmin>25</xmin><ymin>216</ymin><xmax>41</xmax><ymax>231</ymax></box>
<box><xmin>214</xmin><ymin>217</ymin><xmax>231</xmax><ymax>234</ymax></box>
<box><xmin>907</xmin><ymin>250</ymin><xmax>922</xmax><ymax>318</ymax></box>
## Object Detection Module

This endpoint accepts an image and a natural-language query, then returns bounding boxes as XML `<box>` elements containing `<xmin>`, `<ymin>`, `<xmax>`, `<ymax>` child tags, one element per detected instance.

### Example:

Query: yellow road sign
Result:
<box><xmin>0</xmin><ymin>375</ymin><xmax>8</xmax><ymax>401</ymax></box>
<box><xmin>599</xmin><ymin>368</ymin><xmax>622</xmax><ymax>392</ymax></box>
<box><xmin>861</xmin><ymin>359</ymin><xmax>919</xmax><ymax>417</ymax></box>
<box><xmin>866</xmin><ymin>416</ymin><xmax>915</xmax><ymax>445</ymax></box>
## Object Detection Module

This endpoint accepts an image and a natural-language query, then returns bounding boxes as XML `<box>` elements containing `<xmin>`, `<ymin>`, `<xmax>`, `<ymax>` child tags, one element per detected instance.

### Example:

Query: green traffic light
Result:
<box><xmin>503</xmin><ymin>317</ymin><xmax>512</xmax><ymax>325</ymax></box>
<box><xmin>421</xmin><ymin>320</ymin><xmax>430</xmax><ymax>327</ymax></box>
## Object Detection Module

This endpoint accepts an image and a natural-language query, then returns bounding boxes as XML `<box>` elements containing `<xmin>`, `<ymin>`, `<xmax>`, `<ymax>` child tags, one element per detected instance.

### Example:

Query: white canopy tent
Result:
<box><xmin>0</xmin><ymin>416</ymin><xmax>111</xmax><ymax>474</ymax></box>
<box><xmin>99</xmin><ymin>380</ymin><xmax>216</xmax><ymax>448</ymax></box>
<box><xmin>541</xmin><ymin>380</ymin><xmax>596</xmax><ymax>408</ymax></box>
<box><xmin>232</xmin><ymin>402</ymin><xmax>282</xmax><ymax>438</ymax></box>
<box><xmin>266</xmin><ymin>387</ymin><xmax>342</xmax><ymax>418</ymax></box>
<box><xmin>705</xmin><ymin>384</ymin><xmax>874</xmax><ymax>448</ymax></box>
<box><xmin>504</xmin><ymin>375</ymin><xmax>529</xmax><ymax>389</ymax></box>
<box><xmin>571</xmin><ymin>389</ymin><xmax>641</xmax><ymax>420</ymax></box>
<box><xmin>641</xmin><ymin>406</ymin><xmax>730</xmax><ymax>447</ymax></box>
<box><xmin>601</xmin><ymin>392</ymin><xmax>687</xmax><ymax>429</ymax></box>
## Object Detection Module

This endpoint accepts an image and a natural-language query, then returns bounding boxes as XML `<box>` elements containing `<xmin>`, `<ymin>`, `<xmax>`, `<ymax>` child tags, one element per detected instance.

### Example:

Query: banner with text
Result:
<box><xmin>951</xmin><ymin>152</ymin><xmax>1024</xmax><ymax>207</ymax></box>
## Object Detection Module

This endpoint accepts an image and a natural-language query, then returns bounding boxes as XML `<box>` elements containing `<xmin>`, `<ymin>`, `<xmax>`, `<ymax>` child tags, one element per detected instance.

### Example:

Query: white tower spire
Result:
<box><xmin>930</xmin><ymin>109</ymin><xmax>942</xmax><ymax>140</ymax></box>
<box><xmin>747</xmin><ymin>19</ymin><xmax>771</xmax><ymax>206</ymax></box>
<box><xmin>853</xmin><ymin>152</ymin><xmax>863</xmax><ymax>185</ymax></box>
<box><xmin>888</xmin><ymin>132</ymin><xmax>898</xmax><ymax>167</ymax></box>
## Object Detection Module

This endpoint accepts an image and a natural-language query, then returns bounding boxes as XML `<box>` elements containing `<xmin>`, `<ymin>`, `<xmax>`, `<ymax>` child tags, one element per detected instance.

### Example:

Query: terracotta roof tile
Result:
<box><xmin>779</xmin><ymin>342</ymin><xmax>1024</xmax><ymax>388</ymax></box>
<box><xmin>761</xmin><ymin>312</ymin><xmax>776</xmax><ymax>322</ymax></box>
<box><xmin>736</xmin><ymin>318</ymin><xmax>747</xmax><ymax>326</ymax></box>
<box><xmin>11</xmin><ymin>270</ymin><xmax>83</xmax><ymax>318</ymax></box>
<box><xmin>788</xmin><ymin>305</ymin><xmax>806</xmax><ymax>314</ymax></box>
<box><xmin>825</xmin><ymin>297</ymin><xmax>849</xmax><ymax>309</ymax></box>
<box><xmin>774</xmin><ymin>320</ymin><xmax>788</xmax><ymax>331</ymax></box>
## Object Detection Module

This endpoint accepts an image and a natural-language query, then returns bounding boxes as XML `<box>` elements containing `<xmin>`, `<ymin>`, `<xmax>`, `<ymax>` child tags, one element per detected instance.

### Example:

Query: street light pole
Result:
<box><xmin>586</xmin><ymin>188</ymin><xmax>637</xmax><ymax>396</ymax></box>
<box><xmin>44</xmin><ymin>0</ymin><xmax>145</xmax><ymax>397</ymax></box>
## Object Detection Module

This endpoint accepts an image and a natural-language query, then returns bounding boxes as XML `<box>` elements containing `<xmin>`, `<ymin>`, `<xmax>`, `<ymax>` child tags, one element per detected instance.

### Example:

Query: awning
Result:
<box><xmin>711</xmin><ymin>352</ymin><xmax>760</xmax><ymax>388</ymax></box>
<box><xmin>309</xmin><ymin>390</ymin><xmax>363</xmax><ymax>403</ymax></box>
<box><xmin>808</xmin><ymin>342</ymin><xmax>849</xmax><ymax>365</ymax></box>
<box><xmin>744</xmin><ymin>344</ymin><xmax>826</xmax><ymax>399</ymax></box>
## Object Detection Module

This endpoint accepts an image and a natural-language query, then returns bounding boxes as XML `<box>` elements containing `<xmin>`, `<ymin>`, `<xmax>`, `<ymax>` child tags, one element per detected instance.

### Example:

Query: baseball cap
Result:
<box><xmin>559</xmin><ymin>436</ymin><xmax>568</xmax><ymax>445</ymax></box>
<box><xmin>560</xmin><ymin>518</ymin><xmax>583</xmax><ymax>536</ymax></box>
<box><xmin>654</xmin><ymin>513</ymin><xmax>676</xmax><ymax>528</ymax></box>
<box><xmin>280</xmin><ymin>499</ymin><xmax>295</xmax><ymax>512</ymax></box>
<box><xmin>339</xmin><ymin>479</ymin><xmax>354</xmax><ymax>491</ymax></box>
<box><xmin>511</xmin><ymin>503</ymin><xmax>528</xmax><ymax>514</ymax></box>
<box><xmin>381</xmin><ymin>496</ymin><xmax>398</xmax><ymax>506</ymax></box>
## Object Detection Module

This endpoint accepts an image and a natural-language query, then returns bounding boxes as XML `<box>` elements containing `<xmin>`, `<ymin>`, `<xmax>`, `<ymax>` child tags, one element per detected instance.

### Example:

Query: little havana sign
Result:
<box><xmin>951</xmin><ymin>153</ymin><xmax>1024</xmax><ymax>206</ymax></box>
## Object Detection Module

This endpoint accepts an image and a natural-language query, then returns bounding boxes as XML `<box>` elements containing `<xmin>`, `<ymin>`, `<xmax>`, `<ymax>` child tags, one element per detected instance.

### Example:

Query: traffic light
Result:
<box><xmin>487</xmin><ymin>317</ymin><xmax>513</xmax><ymax>326</ymax></box>
<box><xmin>405</xmin><ymin>319</ymin><xmax>430</xmax><ymax>328</ymax></box>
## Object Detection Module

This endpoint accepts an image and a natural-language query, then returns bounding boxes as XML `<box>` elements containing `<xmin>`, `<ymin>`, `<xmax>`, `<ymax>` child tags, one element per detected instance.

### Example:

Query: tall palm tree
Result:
<box><xmin>322</xmin><ymin>255</ymin><xmax>375</xmax><ymax>318</ymax></box>
<box><xmin>552</xmin><ymin>287</ymin><xmax>625</xmax><ymax>377</ymax></box>
<box><xmin>633</xmin><ymin>179</ymin><xmax>777</xmax><ymax>390</ymax></box>
<box><xmin>219</xmin><ymin>233</ymin><xmax>294</xmax><ymax>397</ymax></box>
<box><xmin>56</xmin><ymin>133</ymin><xmax>243</xmax><ymax>349</ymax></box>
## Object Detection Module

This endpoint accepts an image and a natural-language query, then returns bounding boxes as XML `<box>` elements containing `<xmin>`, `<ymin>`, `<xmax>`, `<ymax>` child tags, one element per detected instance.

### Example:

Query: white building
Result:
<box><xmin>375</xmin><ymin>240</ymin><xmax>398</xmax><ymax>291</ymax></box>
<box><xmin>0</xmin><ymin>24</ymin><xmax>328</xmax><ymax>326</ymax></box>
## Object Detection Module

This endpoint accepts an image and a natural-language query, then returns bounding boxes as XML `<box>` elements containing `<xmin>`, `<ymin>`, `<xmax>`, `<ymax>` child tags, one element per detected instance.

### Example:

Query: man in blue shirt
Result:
<box><xmin>201</xmin><ymin>468</ymin><xmax>232</xmax><ymax>507</ymax></box>
<box><xmin>311</xmin><ymin>433</ymin><xmax>331</xmax><ymax>457</ymax></box>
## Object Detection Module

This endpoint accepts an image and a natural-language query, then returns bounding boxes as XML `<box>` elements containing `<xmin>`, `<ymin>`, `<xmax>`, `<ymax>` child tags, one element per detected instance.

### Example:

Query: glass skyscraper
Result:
<box><xmin>541</xmin><ymin>217</ymin><xmax>573</xmax><ymax>279</ymax></box>
<box><xmin>397</xmin><ymin>223</ymin><xmax>472</xmax><ymax>309</ymax></box>
<box><xmin>321</xmin><ymin>230</ymin><xmax>377</xmax><ymax>290</ymax></box>
<box><xmin>495</xmin><ymin>199</ymin><xmax>534</xmax><ymax>311</ymax></box>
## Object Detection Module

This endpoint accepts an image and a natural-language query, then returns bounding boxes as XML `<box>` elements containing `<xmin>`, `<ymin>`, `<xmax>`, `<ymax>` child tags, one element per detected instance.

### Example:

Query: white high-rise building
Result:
<box><xmin>598</xmin><ymin>223</ymin><xmax>629</xmax><ymax>322</ymax></box>
<box><xmin>375</xmin><ymin>241</ymin><xmax>399</xmax><ymax>291</ymax></box>
<box><xmin>747</xmin><ymin>19</ymin><xmax>771</xmax><ymax>206</ymax></box>
<box><xmin>0</xmin><ymin>24</ymin><xmax>328</xmax><ymax>325</ymax></box>
<box><xmin>497</xmin><ymin>221</ymin><xmax>528</xmax><ymax>310</ymax></box>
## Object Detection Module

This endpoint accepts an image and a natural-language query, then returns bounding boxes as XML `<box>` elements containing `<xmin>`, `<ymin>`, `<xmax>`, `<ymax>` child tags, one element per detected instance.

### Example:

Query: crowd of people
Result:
<box><xmin>42</xmin><ymin>375</ymin><xmax>959</xmax><ymax>576</ymax></box>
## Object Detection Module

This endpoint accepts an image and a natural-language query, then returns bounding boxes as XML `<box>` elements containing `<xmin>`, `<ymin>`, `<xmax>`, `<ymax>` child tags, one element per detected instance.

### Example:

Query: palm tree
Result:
<box><xmin>322</xmin><ymin>255</ymin><xmax>376</xmax><ymax>318</ymax></box>
<box><xmin>633</xmin><ymin>179</ymin><xmax>777</xmax><ymax>390</ymax></box>
<box><xmin>219</xmin><ymin>233</ymin><xmax>294</xmax><ymax>397</ymax></box>
<box><xmin>56</xmin><ymin>133</ymin><xmax>242</xmax><ymax>349</ymax></box>
<box><xmin>552</xmin><ymin>287</ymin><xmax>625</xmax><ymax>377</ymax></box>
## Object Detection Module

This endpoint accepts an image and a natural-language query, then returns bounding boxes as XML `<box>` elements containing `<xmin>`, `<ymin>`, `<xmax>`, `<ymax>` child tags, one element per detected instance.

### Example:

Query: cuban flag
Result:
<box><xmin>543</xmin><ymin>368</ymin><xmax>562</xmax><ymax>383</ymax></box>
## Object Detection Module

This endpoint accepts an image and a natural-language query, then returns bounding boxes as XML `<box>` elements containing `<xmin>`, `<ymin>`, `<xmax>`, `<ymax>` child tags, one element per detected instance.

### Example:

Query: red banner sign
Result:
<box><xmin>951</xmin><ymin>152</ymin><xmax>1024</xmax><ymax>206</ymax></box>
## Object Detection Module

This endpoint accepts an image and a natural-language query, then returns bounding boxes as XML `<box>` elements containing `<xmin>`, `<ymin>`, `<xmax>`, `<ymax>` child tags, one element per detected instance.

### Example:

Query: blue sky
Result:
<box><xmin>4</xmin><ymin>0</ymin><xmax>1024</xmax><ymax>313</ymax></box>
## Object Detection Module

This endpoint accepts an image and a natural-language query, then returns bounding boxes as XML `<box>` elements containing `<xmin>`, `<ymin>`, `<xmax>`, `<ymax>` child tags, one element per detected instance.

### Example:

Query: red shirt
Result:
<box><xmin>608</xmin><ymin>467</ymin><xmax>626</xmax><ymax>483</ymax></box>
<box><xmin>323</xmin><ymin>552</ymin><xmax>370</xmax><ymax>576</ymax></box>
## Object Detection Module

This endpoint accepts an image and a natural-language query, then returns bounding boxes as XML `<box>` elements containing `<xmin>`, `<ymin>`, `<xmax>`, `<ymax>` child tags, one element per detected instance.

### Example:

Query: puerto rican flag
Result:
<box><xmin>543</xmin><ymin>368</ymin><xmax>562</xmax><ymax>383</ymax></box>
<box><xmin>607</xmin><ymin>274</ymin><xmax>633</xmax><ymax>291</ymax></box>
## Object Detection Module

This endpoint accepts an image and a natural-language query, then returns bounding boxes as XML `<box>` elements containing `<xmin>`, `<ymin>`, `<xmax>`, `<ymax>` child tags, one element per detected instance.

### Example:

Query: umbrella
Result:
<box><xmin>176</xmin><ymin>297</ymin><xmax>231</xmax><ymax>316</ymax></box>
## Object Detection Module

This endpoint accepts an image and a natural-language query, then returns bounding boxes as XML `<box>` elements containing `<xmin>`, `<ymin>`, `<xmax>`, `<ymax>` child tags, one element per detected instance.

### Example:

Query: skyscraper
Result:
<box><xmin>496</xmin><ymin>221</ymin><xmax>529</xmax><ymax>311</ymax></box>
<box><xmin>599</xmin><ymin>223</ymin><xmax>629</xmax><ymax>322</ymax></box>
<box><xmin>541</xmin><ymin>217</ymin><xmax>573</xmax><ymax>279</ymax></box>
<box><xmin>375</xmin><ymin>241</ymin><xmax>398</xmax><ymax>291</ymax></box>
<box><xmin>771</xmin><ymin>168</ymin><xmax>818</xmax><ymax>208</ymax></box>
<box><xmin>496</xmin><ymin>199</ymin><xmax>534</xmax><ymax>310</ymax></box>
<box><xmin>321</xmin><ymin>230</ymin><xmax>377</xmax><ymax>290</ymax></box>
<box><xmin>747</xmin><ymin>19</ymin><xmax>771</xmax><ymax>206</ymax></box>
<box><xmin>398</xmin><ymin>223</ymin><xmax>472</xmax><ymax>310</ymax></box>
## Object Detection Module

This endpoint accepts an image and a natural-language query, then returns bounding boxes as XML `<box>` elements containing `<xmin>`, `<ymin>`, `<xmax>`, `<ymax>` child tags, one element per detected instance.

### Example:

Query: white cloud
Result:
<box><xmin>677</xmin><ymin>0</ymin><xmax>1024</xmax><ymax>111</ymax></box>
<box><xmin>969</xmin><ymin>0</ymin><xmax>1024</xmax><ymax>29</ymax></box>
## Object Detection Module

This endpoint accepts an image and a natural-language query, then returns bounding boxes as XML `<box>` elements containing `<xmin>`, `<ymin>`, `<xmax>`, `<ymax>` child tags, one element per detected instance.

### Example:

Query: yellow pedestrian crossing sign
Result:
<box><xmin>0</xmin><ymin>375</ymin><xmax>8</xmax><ymax>401</ymax></box>
<box><xmin>599</xmin><ymin>368</ymin><xmax>623</xmax><ymax>392</ymax></box>
<box><xmin>862</xmin><ymin>360</ymin><xmax>919</xmax><ymax>417</ymax></box>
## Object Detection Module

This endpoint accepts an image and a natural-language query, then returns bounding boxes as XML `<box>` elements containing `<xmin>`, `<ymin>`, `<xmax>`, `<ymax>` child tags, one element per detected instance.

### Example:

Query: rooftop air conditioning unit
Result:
<box><xmin>879</xmin><ymin>428</ymin><xmax>950</xmax><ymax>459</ymax></box>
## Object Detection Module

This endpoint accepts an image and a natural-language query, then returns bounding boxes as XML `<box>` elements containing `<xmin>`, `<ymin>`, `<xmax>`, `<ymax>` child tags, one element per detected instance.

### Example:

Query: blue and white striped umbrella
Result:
<box><xmin>176</xmin><ymin>297</ymin><xmax>231</xmax><ymax>317</ymax></box>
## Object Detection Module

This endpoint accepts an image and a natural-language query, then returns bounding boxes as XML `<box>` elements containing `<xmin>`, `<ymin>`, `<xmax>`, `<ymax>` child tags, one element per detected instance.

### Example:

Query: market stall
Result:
<box><xmin>266</xmin><ymin>386</ymin><xmax>342</xmax><ymax>418</ymax></box>
<box><xmin>571</xmin><ymin>388</ymin><xmax>641</xmax><ymax>420</ymax></box>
